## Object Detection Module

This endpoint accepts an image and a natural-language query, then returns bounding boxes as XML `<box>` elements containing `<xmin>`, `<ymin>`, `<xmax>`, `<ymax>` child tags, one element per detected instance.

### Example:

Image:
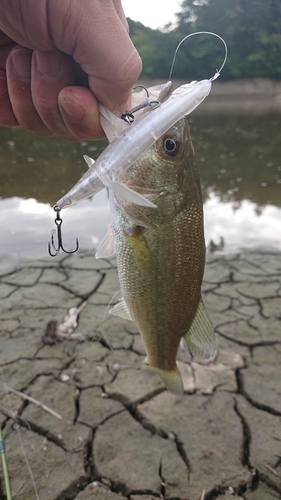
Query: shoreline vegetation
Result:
<box><xmin>129</xmin><ymin>0</ymin><xmax>281</xmax><ymax>81</ymax></box>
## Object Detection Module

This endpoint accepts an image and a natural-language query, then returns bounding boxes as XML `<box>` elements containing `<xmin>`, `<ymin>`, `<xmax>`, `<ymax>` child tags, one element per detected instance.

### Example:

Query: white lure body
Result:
<box><xmin>55</xmin><ymin>79</ymin><xmax>212</xmax><ymax>210</ymax></box>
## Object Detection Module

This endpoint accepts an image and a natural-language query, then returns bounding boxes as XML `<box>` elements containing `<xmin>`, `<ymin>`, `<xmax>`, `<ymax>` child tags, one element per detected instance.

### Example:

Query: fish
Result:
<box><xmin>51</xmin><ymin>31</ymin><xmax>227</xmax><ymax>391</ymax></box>
<box><xmin>97</xmin><ymin>114</ymin><xmax>216</xmax><ymax>395</ymax></box>
<box><xmin>54</xmin><ymin>78</ymin><xmax>213</xmax><ymax>211</ymax></box>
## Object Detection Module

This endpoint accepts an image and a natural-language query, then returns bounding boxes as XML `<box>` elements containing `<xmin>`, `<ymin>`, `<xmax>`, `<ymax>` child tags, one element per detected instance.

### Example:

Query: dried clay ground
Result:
<box><xmin>0</xmin><ymin>247</ymin><xmax>280</xmax><ymax>500</ymax></box>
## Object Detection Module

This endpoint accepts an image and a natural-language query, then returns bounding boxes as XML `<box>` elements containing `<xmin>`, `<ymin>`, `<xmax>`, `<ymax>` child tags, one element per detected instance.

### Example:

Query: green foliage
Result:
<box><xmin>128</xmin><ymin>21</ymin><xmax>180</xmax><ymax>78</ymax></box>
<box><xmin>128</xmin><ymin>0</ymin><xmax>281</xmax><ymax>79</ymax></box>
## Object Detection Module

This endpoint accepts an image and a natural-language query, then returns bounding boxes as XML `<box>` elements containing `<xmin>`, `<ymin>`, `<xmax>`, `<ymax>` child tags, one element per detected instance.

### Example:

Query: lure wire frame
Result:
<box><xmin>121</xmin><ymin>32</ymin><xmax>227</xmax><ymax>124</ymax></box>
<box><xmin>168</xmin><ymin>31</ymin><xmax>228</xmax><ymax>82</ymax></box>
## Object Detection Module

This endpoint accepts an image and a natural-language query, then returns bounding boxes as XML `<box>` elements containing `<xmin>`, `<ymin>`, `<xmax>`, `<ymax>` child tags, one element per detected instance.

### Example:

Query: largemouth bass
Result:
<box><xmin>99</xmin><ymin>117</ymin><xmax>216</xmax><ymax>395</ymax></box>
<box><xmin>49</xmin><ymin>31</ymin><xmax>228</xmax><ymax>392</ymax></box>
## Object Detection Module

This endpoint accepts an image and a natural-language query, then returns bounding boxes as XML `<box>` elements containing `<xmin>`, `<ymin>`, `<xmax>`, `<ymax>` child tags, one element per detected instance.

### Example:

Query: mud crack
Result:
<box><xmin>236</xmin><ymin>368</ymin><xmax>281</xmax><ymax>417</ymax></box>
<box><xmin>233</xmin><ymin>397</ymin><xmax>252</xmax><ymax>468</ymax></box>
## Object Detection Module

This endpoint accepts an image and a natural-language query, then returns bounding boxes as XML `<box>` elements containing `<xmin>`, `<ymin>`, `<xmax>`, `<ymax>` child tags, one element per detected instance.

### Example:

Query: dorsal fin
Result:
<box><xmin>83</xmin><ymin>154</ymin><xmax>95</xmax><ymax>168</ymax></box>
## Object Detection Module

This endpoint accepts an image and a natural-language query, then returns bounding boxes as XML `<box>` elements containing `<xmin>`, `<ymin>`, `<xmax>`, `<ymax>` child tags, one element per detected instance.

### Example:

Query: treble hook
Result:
<box><xmin>121</xmin><ymin>84</ymin><xmax>160</xmax><ymax>124</ymax></box>
<box><xmin>48</xmin><ymin>206</ymin><xmax>79</xmax><ymax>257</ymax></box>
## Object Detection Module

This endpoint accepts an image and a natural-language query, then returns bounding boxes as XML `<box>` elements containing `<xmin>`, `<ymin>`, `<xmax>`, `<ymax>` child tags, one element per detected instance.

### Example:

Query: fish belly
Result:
<box><xmin>112</xmin><ymin>198</ymin><xmax>205</xmax><ymax>375</ymax></box>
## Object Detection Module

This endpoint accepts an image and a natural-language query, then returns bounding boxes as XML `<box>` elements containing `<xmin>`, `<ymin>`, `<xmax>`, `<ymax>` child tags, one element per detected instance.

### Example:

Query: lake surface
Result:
<box><xmin>0</xmin><ymin>83</ymin><xmax>281</xmax><ymax>258</ymax></box>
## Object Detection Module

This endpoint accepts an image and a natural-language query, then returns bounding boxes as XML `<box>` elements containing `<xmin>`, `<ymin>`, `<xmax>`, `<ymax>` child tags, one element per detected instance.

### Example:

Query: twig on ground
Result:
<box><xmin>4</xmin><ymin>386</ymin><xmax>62</xmax><ymax>420</ymax></box>
<box><xmin>200</xmin><ymin>489</ymin><xmax>206</xmax><ymax>500</ymax></box>
<box><xmin>0</xmin><ymin>404</ymin><xmax>17</xmax><ymax>421</ymax></box>
<box><xmin>264</xmin><ymin>462</ymin><xmax>279</xmax><ymax>476</ymax></box>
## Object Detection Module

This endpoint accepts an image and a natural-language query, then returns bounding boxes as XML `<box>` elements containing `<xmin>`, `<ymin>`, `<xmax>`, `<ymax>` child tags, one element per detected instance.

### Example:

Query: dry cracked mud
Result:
<box><xmin>0</xmin><ymin>247</ymin><xmax>280</xmax><ymax>500</ymax></box>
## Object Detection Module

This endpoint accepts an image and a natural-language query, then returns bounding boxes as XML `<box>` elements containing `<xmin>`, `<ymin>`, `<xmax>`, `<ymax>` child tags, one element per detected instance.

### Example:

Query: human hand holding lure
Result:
<box><xmin>0</xmin><ymin>0</ymin><xmax>140</xmax><ymax>141</ymax></box>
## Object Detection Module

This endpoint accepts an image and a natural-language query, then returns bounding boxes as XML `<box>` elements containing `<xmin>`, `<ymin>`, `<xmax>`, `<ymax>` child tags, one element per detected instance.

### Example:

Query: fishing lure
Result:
<box><xmin>48</xmin><ymin>32</ymin><xmax>227</xmax><ymax>255</ymax></box>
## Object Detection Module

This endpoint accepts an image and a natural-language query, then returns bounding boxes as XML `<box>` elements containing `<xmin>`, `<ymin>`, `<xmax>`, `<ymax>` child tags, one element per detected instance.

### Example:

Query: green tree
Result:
<box><xmin>129</xmin><ymin>0</ymin><xmax>281</xmax><ymax>79</ymax></box>
<box><xmin>128</xmin><ymin>20</ymin><xmax>180</xmax><ymax>78</ymax></box>
<box><xmin>174</xmin><ymin>0</ymin><xmax>281</xmax><ymax>78</ymax></box>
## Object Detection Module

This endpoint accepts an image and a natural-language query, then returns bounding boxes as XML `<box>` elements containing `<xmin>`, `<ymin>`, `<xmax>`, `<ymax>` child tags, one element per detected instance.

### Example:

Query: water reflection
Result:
<box><xmin>0</xmin><ymin>108</ymin><xmax>280</xmax><ymax>257</ymax></box>
<box><xmin>0</xmin><ymin>128</ymin><xmax>106</xmax><ymax>203</ymax></box>
<box><xmin>191</xmin><ymin>115</ymin><xmax>281</xmax><ymax>210</ymax></box>
<box><xmin>204</xmin><ymin>193</ymin><xmax>281</xmax><ymax>253</ymax></box>
<box><xmin>0</xmin><ymin>194</ymin><xmax>110</xmax><ymax>258</ymax></box>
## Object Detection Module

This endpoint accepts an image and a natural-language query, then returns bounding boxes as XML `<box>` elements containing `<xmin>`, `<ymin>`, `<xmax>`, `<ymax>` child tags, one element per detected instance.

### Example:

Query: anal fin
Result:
<box><xmin>183</xmin><ymin>298</ymin><xmax>216</xmax><ymax>359</ymax></box>
<box><xmin>109</xmin><ymin>298</ymin><xmax>133</xmax><ymax>321</ymax></box>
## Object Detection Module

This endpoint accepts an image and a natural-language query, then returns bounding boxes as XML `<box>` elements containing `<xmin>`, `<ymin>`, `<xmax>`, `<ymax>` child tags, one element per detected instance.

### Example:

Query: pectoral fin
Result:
<box><xmin>95</xmin><ymin>225</ymin><xmax>115</xmax><ymax>259</ymax></box>
<box><xmin>106</xmin><ymin>179</ymin><xmax>157</xmax><ymax>208</ymax></box>
<box><xmin>125</xmin><ymin>229</ymin><xmax>154</xmax><ymax>274</ymax></box>
<box><xmin>183</xmin><ymin>298</ymin><xmax>216</xmax><ymax>359</ymax></box>
<box><xmin>109</xmin><ymin>298</ymin><xmax>133</xmax><ymax>321</ymax></box>
<box><xmin>120</xmin><ymin>203</ymin><xmax>159</xmax><ymax>230</ymax></box>
<box><xmin>142</xmin><ymin>358</ymin><xmax>184</xmax><ymax>395</ymax></box>
<box><xmin>84</xmin><ymin>154</ymin><xmax>156</xmax><ymax>208</ymax></box>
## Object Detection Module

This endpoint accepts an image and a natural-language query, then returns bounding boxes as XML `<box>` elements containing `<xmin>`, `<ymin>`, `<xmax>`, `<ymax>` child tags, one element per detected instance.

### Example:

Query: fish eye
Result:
<box><xmin>163</xmin><ymin>136</ymin><xmax>180</xmax><ymax>156</ymax></box>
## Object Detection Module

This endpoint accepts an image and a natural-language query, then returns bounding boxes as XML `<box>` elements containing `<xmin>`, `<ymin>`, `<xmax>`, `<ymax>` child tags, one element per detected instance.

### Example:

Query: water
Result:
<box><xmin>0</xmin><ymin>95</ymin><xmax>280</xmax><ymax>258</ymax></box>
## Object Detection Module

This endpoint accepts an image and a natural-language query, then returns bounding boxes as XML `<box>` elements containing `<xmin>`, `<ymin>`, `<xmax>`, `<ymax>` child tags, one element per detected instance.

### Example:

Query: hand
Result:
<box><xmin>0</xmin><ymin>0</ymin><xmax>142</xmax><ymax>141</ymax></box>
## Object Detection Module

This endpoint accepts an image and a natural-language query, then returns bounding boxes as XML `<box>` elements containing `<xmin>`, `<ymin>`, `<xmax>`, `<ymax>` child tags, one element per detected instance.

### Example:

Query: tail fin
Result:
<box><xmin>142</xmin><ymin>359</ymin><xmax>184</xmax><ymax>395</ymax></box>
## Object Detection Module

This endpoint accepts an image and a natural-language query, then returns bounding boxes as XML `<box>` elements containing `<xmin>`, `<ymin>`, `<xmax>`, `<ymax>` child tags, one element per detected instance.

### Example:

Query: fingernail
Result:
<box><xmin>114</xmin><ymin>97</ymin><xmax>132</xmax><ymax>116</ymax></box>
<box><xmin>11</xmin><ymin>48</ymin><xmax>31</xmax><ymax>79</ymax></box>
<box><xmin>59</xmin><ymin>98</ymin><xmax>84</xmax><ymax>121</ymax></box>
<box><xmin>35</xmin><ymin>50</ymin><xmax>62</xmax><ymax>81</ymax></box>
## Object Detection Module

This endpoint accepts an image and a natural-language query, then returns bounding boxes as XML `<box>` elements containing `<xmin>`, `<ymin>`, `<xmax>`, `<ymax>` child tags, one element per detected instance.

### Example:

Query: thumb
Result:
<box><xmin>49</xmin><ymin>0</ymin><xmax>142</xmax><ymax>112</ymax></box>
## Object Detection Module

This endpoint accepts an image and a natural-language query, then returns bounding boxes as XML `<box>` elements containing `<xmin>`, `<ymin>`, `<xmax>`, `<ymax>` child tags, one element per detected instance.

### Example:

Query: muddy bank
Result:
<box><xmin>0</xmin><ymin>247</ymin><xmax>280</xmax><ymax>499</ymax></box>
